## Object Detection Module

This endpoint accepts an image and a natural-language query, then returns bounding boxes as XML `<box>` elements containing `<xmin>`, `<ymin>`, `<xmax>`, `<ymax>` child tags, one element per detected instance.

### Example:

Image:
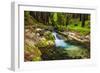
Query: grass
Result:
<box><xmin>67</xmin><ymin>21</ymin><xmax>90</xmax><ymax>36</ymax></box>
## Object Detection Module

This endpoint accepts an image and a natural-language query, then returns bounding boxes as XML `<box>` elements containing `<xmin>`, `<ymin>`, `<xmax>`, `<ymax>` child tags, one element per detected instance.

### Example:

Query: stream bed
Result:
<box><xmin>52</xmin><ymin>31</ymin><xmax>84</xmax><ymax>50</ymax></box>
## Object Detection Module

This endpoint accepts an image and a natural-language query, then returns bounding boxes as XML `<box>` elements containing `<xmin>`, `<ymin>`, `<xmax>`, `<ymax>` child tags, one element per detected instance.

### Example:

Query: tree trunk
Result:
<box><xmin>81</xmin><ymin>14</ymin><xmax>85</xmax><ymax>27</ymax></box>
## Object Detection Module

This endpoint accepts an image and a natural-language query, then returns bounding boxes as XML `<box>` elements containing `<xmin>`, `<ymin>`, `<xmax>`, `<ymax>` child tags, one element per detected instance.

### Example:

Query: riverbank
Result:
<box><xmin>24</xmin><ymin>25</ymin><xmax>90</xmax><ymax>61</ymax></box>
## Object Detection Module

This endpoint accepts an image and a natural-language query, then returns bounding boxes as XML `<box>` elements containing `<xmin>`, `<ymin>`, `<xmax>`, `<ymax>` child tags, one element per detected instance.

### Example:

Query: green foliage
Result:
<box><xmin>49</xmin><ymin>13</ymin><xmax>68</xmax><ymax>31</ymax></box>
<box><xmin>85</xmin><ymin>20</ymin><xmax>90</xmax><ymax>28</ymax></box>
<box><xmin>24</xmin><ymin>11</ymin><xmax>32</xmax><ymax>25</ymax></box>
<box><xmin>67</xmin><ymin>21</ymin><xmax>90</xmax><ymax>35</ymax></box>
<box><xmin>24</xmin><ymin>11</ymin><xmax>38</xmax><ymax>25</ymax></box>
<box><xmin>57</xmin><ymin>25</ymin><xmax>67</xmax><ymax>31</ymax></box>
<box><xmin>53</xmin><ymin>13</ymin><xmax>58</xmax><ymax>22</ymax></box>
<box><xmin>55</xmin><ymin>13</ymin><xmax>67</xmax><ymax>31</ymax></box>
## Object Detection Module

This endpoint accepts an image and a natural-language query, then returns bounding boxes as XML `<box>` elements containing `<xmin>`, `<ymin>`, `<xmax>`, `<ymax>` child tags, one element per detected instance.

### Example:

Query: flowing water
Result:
<box><xmin>52</xmin><ymin>31</ymin><xmax>82</xmax><ymax>50</ymax></box>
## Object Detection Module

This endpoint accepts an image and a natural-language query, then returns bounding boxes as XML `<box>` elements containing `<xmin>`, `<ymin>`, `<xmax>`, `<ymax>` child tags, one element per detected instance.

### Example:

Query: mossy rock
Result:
<box><xmin>35</xmin><ymin>37</ymin><xmax>55</xmax><ymax>48</ymax></box>
<box><xmin>35</xmin><ymin>38</ymin><xmax>48</xmax><ymax>48</ymax></box>
<box><xmin>66</xmin><ymin>48</ymin><xmax>90</xmax><ymax>59</ymax></box>
<box><xmin>32</xmin><ymin>56</ymin><xmax>42</xmax><ymax>61</ymax></box>
<box><xmin>44</xmin><ymin>31</ymin><xmax>55</xmax><ymax>41</ymax></box>
<box><xmin>24</xmin><ymin>42</ymin><xmax>42</xmax><ymax>61</ymax></box>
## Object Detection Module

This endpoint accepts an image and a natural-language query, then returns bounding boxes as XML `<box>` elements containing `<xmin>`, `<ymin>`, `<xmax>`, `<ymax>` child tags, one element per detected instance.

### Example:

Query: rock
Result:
<box><xmin>47</xmin><ymin>40</ymin><xmax>54</xmax><ymax>45</ymax></box>
<box><xmin>25</xmin><ymin>29</ymin><xmax>30</xmax><ymax>32</ymax></box>
<box><xmin>40</xmin><ymin>37</ymin><xmax>46</xmax><ymax>41</ymax></box>
<box><xmin>25</xmin><ymin>39</ymin><xmax>35</xmax><ymax>46</ymax></box>
<box><xmin>59</xmin><ymin>31</ymin><xmax>90</xmax><ymax>49</ymax></box>
<box><xmin>24</xmin><ymin>39</ymin><xmax>42</xmax><ymax>61</ymax></box>
<box><xmin>66</xmin><ymin>48</ymin><xmax>90</xmax><ymax>59</ymax></box>
<box><xmin>36</xmin><ymin>28</ymin><xmax>42</xmax><ymax>31</ymax></box>
<box><xmin>24</xmin><ymin>50</ymin><xmax>30</xmax><ymax>57</ymax></box>
<box><xmin>35</xmin><ymin>37</ymin><xmax>48</xmax><ymax>48</ymax></box>
<box><xmin>36</xmin><ymin>33</ymin><xmax>40</xmax><ymax>36</ymax></box>
<box><xmin>44</xmin><ymin>31</ymin><xmax>55</xmax><ymax>41</ymax></box>
<box><xmin>85</xmin><ymin>35</ymin><xmax>90</xmax><ymax>39</ymax></box>
<box><xmin>68</xmin><ymin>32</ymin><xmax>76</xmax><ymax>36</ymax></box>
<box><xmin>25</xmin><ymin>31</ymin><xmax>35</xmax><ymax>39</ymax></box>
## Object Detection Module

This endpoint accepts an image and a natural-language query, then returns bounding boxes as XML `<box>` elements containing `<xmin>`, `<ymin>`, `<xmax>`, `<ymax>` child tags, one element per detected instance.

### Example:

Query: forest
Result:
<box><xmin>24</xmin><ymin>11</ymin><xmax>90</xmax><ymax>61</ymax></box>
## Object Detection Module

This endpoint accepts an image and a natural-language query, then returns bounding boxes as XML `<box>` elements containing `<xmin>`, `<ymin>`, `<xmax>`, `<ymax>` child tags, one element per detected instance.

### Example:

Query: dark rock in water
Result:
<box><xmin>56</xmin><ymin>34</ymin><xmax>62</xmax><ymax>39</ymax></box>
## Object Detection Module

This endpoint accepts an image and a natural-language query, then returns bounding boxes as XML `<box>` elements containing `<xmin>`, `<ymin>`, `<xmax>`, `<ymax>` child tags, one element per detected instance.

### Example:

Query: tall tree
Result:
<box><xmin>81</xmin><ymin>14</ymin><xmax>85</xmax><ymax>27</ymax></box>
